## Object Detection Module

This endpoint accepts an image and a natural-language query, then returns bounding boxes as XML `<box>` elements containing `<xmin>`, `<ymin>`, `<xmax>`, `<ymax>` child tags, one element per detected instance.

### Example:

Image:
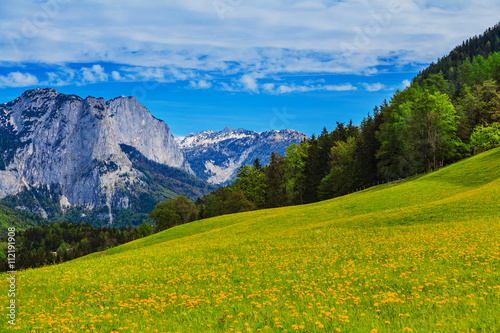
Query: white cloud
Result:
<box><xmin>189</xmin><ymin>79</ymin><xmax>212</xmax><ymax>89</ymax></box>
<box><xmin>402</xmin><ymin>79</ymin><xmax>411</xmax><ymax>88</ymax></box>
<box><xmin>46</xmin><ymin>68</ymin><xmax>76</xmax><ymax>86</ymax></box>
<box><xmin>262</xmin><ymin>83</ymin><xmax>275</xmax><ymax>92</ymax></box>
<box><xmin>323</xmin><ymin>84</ymin><xmax>357</xmax><ymax>92</ymax></box>
<box><xmin>80</xmin><ymin>65</ymin><xmax>108</xmax><ymax>83</ymax></box>
<box><xmin>239</xmin><ymin>74</ymin><xmax>261</xmax><ymax>92</ymax></box>
<box><xmin>234</xmin><ymin>81</ymin><xmax>357</xmax><ymax>94</ymax></box>
<box><xmin>363</xmin><ymin>82</ymin><xmax>387</xmax><ymax>92</ymax></box>
<box><xmin>111</xmin><ymin>71</ymin><xmax>122</xmax><ymax>80</ymax></box>
<box><xmin>277</xmin><ymin>85</ymin><xmax>296</xmax><ymax>94</ymax></box>
<box><xmin>1</xmin><ymin>1</ymin><xmax>499</xmax><ymax>87</ymax></box>
<box><xmin>0</xmin><ymin>72</ymin><xmax>38</xmax><ymax>88</ymax></box>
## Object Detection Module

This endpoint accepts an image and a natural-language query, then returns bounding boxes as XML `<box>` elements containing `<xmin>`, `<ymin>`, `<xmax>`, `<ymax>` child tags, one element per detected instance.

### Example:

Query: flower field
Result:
<box><xmin>1</xmin><ymin>148</ymin><xmax>500</xmax><ymax>332</ymax></box>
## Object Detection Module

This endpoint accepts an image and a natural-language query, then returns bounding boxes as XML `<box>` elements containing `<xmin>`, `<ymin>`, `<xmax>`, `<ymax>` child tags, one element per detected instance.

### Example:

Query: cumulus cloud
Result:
<box><xmin>221</xmin><ymin>78</ymin><xmax>357</xmax><ymax>94</ymax></box>
<box><xmin>402</xmin><ymin>79</ymin><xmax>411</xmax><ymax>88</ymax></box>
<box><xmin>189</xmin><ymin>79</ymin><xmax>212</xmax><ymax>89</ymax></box>
<box><xmin>262</xmin><ymin>83</ymin><xmax>276</xmax><ymax>92</ymax></box>
<box><xmin>324</xmin><ymin>84</ymin><xmax>357</xmax><ymax>92</ymax></box>
<box><xmin>363</xmin><ymin>82</ymin><xmax>387</xmax><ymax>92</ymax></box>
<box><xmin>273</xmin><ymin>83</ymin><xmax>357</xmax><ymax>94</ymax></box>
<box><xmin>80</xmin><ymin>65</ymin><xmax>108</xmax><ymax>83</ymax></box>
<box><xmin>111</xmin><ymin>71</ymin><xmax>122</xmax><ymax>80</ymax></box>
<box><xmin>239</xmin><ymin>74</ymin><xmax>260</xmax><ymax>92</ymax></box>
<box><xmin>0</xmin><ymin>72</ymin><xmax>39</xmax><ymax>88</ymax></box>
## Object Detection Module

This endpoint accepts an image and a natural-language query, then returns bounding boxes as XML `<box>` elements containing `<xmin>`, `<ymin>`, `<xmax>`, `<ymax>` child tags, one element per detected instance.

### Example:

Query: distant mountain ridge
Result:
<box><xmin>176</xmin><ymin>127</ymin><xmax>308</xmax><ymax>185</ymax></box>
<box><xmin>0</xmin><ymin>88</ymin><xmax>209</xmax><ymax>226</ymax></box>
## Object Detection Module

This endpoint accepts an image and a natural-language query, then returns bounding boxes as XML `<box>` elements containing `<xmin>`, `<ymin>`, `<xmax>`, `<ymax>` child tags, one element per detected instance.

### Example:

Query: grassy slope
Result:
<box><xmin>0</xmin><ymin>204</ymin><xmax>49</xmax><ymax>237</ymax></box>
<box><xmin>2</xmin><ymin>149</ymin><xmax>500</xmax><ymax>332</ymax></box>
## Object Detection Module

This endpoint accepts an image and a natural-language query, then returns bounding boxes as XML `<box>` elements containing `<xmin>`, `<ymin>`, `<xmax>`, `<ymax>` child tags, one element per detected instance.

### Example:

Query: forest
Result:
<box><xmin>0</xmin><ymin>221</ymin><xmax>156</xmax><ymax>271</ymax></box>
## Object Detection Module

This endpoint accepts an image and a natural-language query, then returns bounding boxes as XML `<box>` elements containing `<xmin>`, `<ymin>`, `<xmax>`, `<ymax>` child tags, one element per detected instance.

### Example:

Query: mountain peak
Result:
<box><xmin>221</xmin><ymin>126</ymin><xmax>234</xmax><ymax>133</ymax></box>
<box><xmin>179</xmin><ymin>127</ymin><xmax>308</xmax><ymax>185</ymax></box>
<box><xmin>21</xmin><ymin>87</ymin><xmax>59</xmax><ymax>98</ymax></box>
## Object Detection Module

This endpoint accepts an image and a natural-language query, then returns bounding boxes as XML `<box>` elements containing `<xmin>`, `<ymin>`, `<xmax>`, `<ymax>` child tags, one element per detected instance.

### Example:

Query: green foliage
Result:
<box><xmin>318</xmin><ymin>136</ymin><xmax>360</xmax><ymax>200</ymax></box>
<box><xmin>135</xmin><ymin>220</ymin><xmax>154</xmax><ymax>239</ymax></box>
<box><xmin>283</xmin><ymin>143</ymin><xmax>309</xmax><ymax>205</ymax></box>
<box><xmin>470</xmin><ymin>123</ymin><xmax>500</xmax><ymax>154</ymax></box>
<box><xmin>223</xmin><ymin>189</ymin><xmax>255</xmax><ymax>214</ymax></box>
<box><xmin>265</xmin><ymin>152</ymin><xmax>286</xmax><ymax>208</ymax></box>
<box><xmin>0</xmin><ymin>222</ymin><xmax>136</xmax><ymax>271</ymax></box>
<box><xmin>376</xmin><ymin>87</ymin><xmax>421</xmax><ymax>178</ymax></box>
<box><xmin>232</xmin><ymin>165</ymin><xmax>267</xmax><ymax>209</ymax></box>
<box><xmin>0</xmin><ymin>204</ymin><xmax>50</xmax><ymax>237</ymax></box>
<box><xmin>416</xmin><ymin>23</ymin><xmax>500</xmax><ymax>85</ymax></box>
<box><xmin>170</xmin><ymin>196</ymin><xmax>198</xmax><ymax>224</ymax></box>
<box><xmin>197</xmin><ymin>187</ymin><xmax>232</xmax><ymax>219</ymax></box>
<box><xmin>399</xmin><ymin>90</ymin><xmax>459</xmax><ymax>172</ymax></box>
<box><xmin>148</xmin><ymin>201</ymin><xmax>182</xmax><ymax>233</ymax></box>
<box><xmin>148</xmin><ymin>196</ymin><xmax>197</xmax><ymax>233</ymax></box>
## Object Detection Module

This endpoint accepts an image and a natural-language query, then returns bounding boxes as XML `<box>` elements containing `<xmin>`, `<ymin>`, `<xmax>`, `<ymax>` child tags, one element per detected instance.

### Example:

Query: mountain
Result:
<box><xmin>176</xmin><ymin>127</ymin><xmax>308</xmax><ymax>185</ymax></box>
<box><xmin>0</xmin><ymin>88</ymin><xmax>214</xmax><ymax>226</ymax></box>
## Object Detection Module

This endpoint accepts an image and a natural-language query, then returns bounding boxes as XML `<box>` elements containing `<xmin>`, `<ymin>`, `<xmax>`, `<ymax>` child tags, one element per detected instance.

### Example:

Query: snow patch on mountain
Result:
<box><xmin>178</xmin><ymin>127</ymin><xmax>308</xmax><ymax>185</ymax></box>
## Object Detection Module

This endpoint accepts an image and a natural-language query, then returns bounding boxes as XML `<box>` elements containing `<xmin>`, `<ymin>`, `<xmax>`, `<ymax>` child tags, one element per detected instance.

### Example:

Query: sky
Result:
<box><xmin>0</xmin><ymin>0</ymin><xmax>499</xmax><ymax>137</ymax></box>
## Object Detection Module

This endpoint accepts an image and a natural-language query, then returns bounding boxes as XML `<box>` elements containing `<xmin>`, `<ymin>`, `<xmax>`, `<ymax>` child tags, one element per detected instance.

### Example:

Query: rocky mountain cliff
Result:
<box><xmin>0</xmin><ymin>88</ymin><xmax>307</xmax><ymax>226</ymax></box>
<box><xmin>176</xmin><ymin>127</ymin><xmax>308</xmax><ymax>185</ymax></box>
<box><xmin>0</xmin><ymin>88</ymin><xmax>211</xmax><ymax>226</ymax></box>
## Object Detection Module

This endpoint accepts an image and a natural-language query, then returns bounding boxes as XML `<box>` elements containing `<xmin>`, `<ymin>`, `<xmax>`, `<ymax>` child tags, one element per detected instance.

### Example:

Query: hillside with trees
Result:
<box><xmin>0</xmin><ymin>204</ymin><xmax>50</xmax><ymax>237</ymax></box>
<box><xmin>187</xmin><ymin>26</ymin><xmax>500</xmax><ymax>218</ymax></box>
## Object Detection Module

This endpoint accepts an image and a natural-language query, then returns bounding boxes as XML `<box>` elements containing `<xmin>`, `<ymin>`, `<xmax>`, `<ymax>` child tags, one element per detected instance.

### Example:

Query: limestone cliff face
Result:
<box><xmin>0</xmin><ymin>88</ymin><xmax>191</xmax><ymax>217</ymax></box>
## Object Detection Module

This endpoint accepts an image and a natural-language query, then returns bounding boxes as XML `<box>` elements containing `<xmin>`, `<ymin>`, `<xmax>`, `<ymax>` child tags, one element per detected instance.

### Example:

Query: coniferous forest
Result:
<box><xmin>0</xmin><ymin>222</ymin><xmax>157</xmax><ymax>271</ymax></box>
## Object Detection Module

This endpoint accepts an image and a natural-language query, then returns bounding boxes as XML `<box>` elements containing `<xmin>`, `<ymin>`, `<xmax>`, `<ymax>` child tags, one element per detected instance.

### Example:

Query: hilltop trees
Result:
<box><xmin>232</xmin><ymin>161</ymin><xmax>266</xmax><ymax>209</ymax></box>
<box><xmin>470</xmin><ymin>123</ymin><xmax>500</xmax><ymax>154</ymax></box>
<box><xmin>318</xmin><ymin>136</ymin><xmax>360</xmax><ymax>200</ymax></box>
<box><xmin>399</xmin><ymin>90</ymin><xmax>459</xmax><ymax>172</ymax></box>
<box><xmin>148</xmin><ymin>196</ymin><xmax>198</xmax><ymax>232</ymax></box>
<box><xmin>223</xmin><ymin>189</ymin><xmax>255</xmax><ymax>214</ymax></box>
<box><xmin>283</xmin><ymin>143</ymin><xmax>308</xmax><ymax>205</ymax></box>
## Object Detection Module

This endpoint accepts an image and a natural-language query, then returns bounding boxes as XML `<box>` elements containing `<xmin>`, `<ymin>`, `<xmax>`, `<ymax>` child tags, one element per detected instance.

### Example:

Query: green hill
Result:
<box><xmin>0</xmin><ymin>204</ymin><xmax>49</xmax><ymax>238</ymax></box>
<box><xmin>2</xmin><ymin>149</ymin><xmax>500</xmax><ymax>332</ymax></box>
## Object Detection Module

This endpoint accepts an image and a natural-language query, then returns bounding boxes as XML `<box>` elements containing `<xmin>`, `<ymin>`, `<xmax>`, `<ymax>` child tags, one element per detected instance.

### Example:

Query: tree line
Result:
<box><xmin>0</xmin><ymin>221</ymin><xmax>154</xmax><ymax>271</ymax></box>
<box><xmin>182</xmin><ymin>52</ymin><xmax>500</xmax><ymax>218</ymax></box>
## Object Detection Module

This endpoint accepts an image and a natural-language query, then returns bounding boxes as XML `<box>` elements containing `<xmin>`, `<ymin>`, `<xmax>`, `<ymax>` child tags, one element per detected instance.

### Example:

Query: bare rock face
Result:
<box><xmin>0</xmin><ymin>88</ymin><xmax>191</xmax><ymax>218</ymax></box>
<box><xmin>176</xmin><ymin>127</ymin><xmax>308</xmax><ymax>185</ymax></box>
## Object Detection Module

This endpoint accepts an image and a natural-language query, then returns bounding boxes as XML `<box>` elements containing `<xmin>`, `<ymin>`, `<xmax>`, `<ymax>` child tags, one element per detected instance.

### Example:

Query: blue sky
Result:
<box><xmin>1</xmin><ymin>0</ymin><xmax>499</xmax><ymax>137</ymax></box>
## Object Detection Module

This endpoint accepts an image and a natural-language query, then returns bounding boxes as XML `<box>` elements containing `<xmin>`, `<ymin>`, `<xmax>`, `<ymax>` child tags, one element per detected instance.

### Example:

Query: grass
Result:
<box><xmin>1</xmin><ymin>148</ymin><xmax>500</xmax><ymax>332</ymax></box>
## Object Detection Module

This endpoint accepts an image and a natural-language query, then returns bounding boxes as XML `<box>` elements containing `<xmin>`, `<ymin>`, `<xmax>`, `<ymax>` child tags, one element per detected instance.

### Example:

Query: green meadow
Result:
<box><xmin>2</xmin><ymin>148</ymin><xmax>500</xmax><ymax>332</ymax></box>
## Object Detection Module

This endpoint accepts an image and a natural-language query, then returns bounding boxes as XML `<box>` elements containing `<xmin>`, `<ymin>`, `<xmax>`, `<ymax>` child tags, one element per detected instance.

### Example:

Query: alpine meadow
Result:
<box><xmin>1</xmin><ymin>147</ymin><xmax>499</xmax><ymax>332</ymax></box>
